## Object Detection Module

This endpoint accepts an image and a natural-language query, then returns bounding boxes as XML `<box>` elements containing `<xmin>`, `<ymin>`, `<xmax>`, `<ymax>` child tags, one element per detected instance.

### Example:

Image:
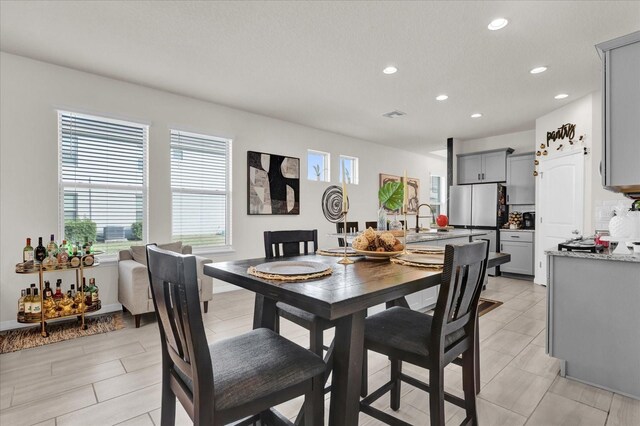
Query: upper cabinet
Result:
<box><xmin>457</xmin><ymin>148</ymin><xmax>514</xmax><ymax>184</ymax></box>
<box><xmin>506</xmin><ymin>152</ymin><xmax>535</xmax><ymax>205</ymax></box>
<box><xmin>596</xmin><ymin>31</ymin><xmax>640</xmax><ymax>198</ymax></box>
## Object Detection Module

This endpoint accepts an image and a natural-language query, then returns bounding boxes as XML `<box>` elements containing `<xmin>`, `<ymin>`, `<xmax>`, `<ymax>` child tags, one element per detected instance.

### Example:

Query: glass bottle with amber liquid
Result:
<box><xmin>18</xmin><ymin>289</ymin><xmax>26</xmax><ymax>321</ymax></box>
<box><xmin>30</xmin><ymin>288</ymin><xmax>42</xmax><ymax>319</ymax></box>
<box><xmin>24</xmin><ymin>288</ymin><xmax>33</xmax><ymax>321</ymax></box>
<box><xmin>88</xmin><ymin>278</ymin><xmax>99</xmax><ymax>304</ymax></box>
<box><xmin>43</xmin><ymin>280</ymin><xmax>53</xmax><ymax>299</ymax></box>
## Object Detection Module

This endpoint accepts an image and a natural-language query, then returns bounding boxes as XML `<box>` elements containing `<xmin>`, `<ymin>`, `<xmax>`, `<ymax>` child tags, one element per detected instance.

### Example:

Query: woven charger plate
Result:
<box><xmin>248</xmin><ymin>265</ymin><xmax>333</xmax><ymax>281</ymax></box>
<box><xmin>318</xmin><ymin>248</ymin><xmax>360</xmax><ymax>257</ymax></box>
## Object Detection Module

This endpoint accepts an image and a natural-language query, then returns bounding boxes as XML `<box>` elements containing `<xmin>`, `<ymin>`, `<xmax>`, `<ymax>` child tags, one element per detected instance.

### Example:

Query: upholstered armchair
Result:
<box><xmin>117</xmin><ymin>242</ymin><xmax>214</xmax><ymax>327</ymax></box>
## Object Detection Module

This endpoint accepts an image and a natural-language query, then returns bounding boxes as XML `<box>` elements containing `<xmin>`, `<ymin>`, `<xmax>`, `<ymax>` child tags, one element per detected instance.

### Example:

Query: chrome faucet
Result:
<box><xmin>415</xmin><ymin>203</ymin><xmax>436</xmax><ymax>232</ymax></box>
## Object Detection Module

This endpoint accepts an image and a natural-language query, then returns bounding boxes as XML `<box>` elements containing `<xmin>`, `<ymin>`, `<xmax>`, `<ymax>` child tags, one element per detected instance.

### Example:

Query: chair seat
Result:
<box><xmin>176</xmin><ymin>328</ymin><xmax>325</xmax><ymax>411</ymax></box>
<box><xmin>276</xmin><ymin>302</ymin><xmax>334</xmax><ymax>329</ymax></box>
<box><xmin>365</xmin><ymin>307</ymin><xmax>466</xmax><ymax>358</ymax></box>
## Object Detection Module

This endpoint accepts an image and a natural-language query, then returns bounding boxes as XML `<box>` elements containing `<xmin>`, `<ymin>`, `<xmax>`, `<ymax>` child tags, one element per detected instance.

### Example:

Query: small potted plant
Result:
<box><xmin>313</xmin><ymin>164</ymin><xmax>321</xmax><ymax>181</ymax></box>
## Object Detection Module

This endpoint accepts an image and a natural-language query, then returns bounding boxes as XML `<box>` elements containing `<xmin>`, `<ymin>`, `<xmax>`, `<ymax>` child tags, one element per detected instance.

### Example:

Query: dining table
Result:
<box><xmin>204</xmin><ymin>251</ymin><xmax>510</xmax><ymax>425</ymax></box>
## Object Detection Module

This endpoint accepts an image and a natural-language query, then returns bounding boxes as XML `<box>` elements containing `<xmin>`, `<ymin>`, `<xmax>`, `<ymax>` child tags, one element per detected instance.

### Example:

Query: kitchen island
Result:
<box><xmin>546</xmin><ymin>249</ymin><xmax>640</xmax><ymax>399</ymax></box>
<box><xmin>404</xmin><ymin>228</ymin><xmax>488</xmax><ymax>244</ymax></box>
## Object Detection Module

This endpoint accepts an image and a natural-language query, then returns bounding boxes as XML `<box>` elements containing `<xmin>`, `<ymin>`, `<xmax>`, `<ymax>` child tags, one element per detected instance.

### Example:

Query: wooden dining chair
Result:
<box><xmin>336</xmin><ymin>221</ymin><xmax>359</xmax><ymax>247</ymax></box>
<box><xmin>263</xmin><ymin>230</ymin><xmax>335</xmax><ymax>356</ymax></box>
<box><xmin>360</xmin><ymin>240</ymin><xmax>489</xmax><ymax>426</ymax></box>
<box><xmin>146</xmin><ymin>244</ymin><xmax>326</xmax><ymax>426</ymax></box>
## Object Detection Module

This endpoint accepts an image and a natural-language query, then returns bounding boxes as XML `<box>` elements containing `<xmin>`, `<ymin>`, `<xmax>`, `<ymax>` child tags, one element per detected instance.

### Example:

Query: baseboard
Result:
<box><xmin>0</xmin><ymin>303</ymin><xmax>123</xmax><ymax>332</ymax></box>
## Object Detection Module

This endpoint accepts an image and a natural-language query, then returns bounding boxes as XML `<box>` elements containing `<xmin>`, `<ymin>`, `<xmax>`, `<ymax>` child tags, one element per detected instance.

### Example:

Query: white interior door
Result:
<box><xmin>535</xmin><ymin>151</ymin><xmax>584</xmax><ymax>285</ymax></box>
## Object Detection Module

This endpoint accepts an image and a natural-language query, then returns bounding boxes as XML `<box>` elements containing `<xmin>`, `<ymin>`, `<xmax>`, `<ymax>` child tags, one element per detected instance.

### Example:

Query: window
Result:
<box><xmin>429</xmin><ymin>175</ymin><xmax>446</xmax><ymax>217</ymax></box>
<box><xmin>339</xmin><ymin>155</ymin><xmax>358</xmax><ymax>184</ymax></box>
<box><xmin>59</xmin><ymin>111</ymin><xmax>147</xmax><ymax>255</ymax></box>
<box><xmin>307</xmin><ymin>150</ymin><xmax>330</xmax><ymax>182</ymax></box>
<box><xmin>171</xmin><ymin>130</ymin><xmax>231</xmax><ymax>248</ymax></box>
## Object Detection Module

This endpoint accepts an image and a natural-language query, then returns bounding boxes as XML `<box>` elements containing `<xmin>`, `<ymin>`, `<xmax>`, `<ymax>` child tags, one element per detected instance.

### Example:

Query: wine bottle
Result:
<box><xmin>47</xmin><ymin>234</ymin><xmax>58</xmax><ymax>257</ymax></box>
<box><xmin>82</xmin><ymin>237</ymin><xmax>91</xmax><ymax>255</ymax></box>
<box><xmin>24</xmin><ymin>288</ymin><xmax>32</xmax><ymax>320</ymax></box>
<box><xmin>23</xmin><ymin>238</ymin><xmax>34</xmax><ymax>263</ymax></box>
<box><xmin>31</xmin><ymin>288</ymin><xmax>42</xmax><ymax>318</ymax></box>
<box><xmin>34</xmin><ymin>237</ymin><xmax>47</xmax><ymax>263</ymax></box>
<box><xmin>18</xmin><ymin>289</ymin><xmax>26</xmax><ymax>321</ymax></box>
<box><xmin>43</xmin><ymin>280</ymin><xmax>53</xmax><ymax>299</ymax></box>
<box><xmin>89</xmin><ymin>278</ymin><xmax>99</xmax><ymax>303</ymax></box>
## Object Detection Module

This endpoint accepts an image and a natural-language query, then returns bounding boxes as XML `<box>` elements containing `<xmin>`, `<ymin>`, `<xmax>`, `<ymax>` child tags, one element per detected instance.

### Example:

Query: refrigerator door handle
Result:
<box><xmin>478</xmin><ymin>173</ymin><xmax>481</xmax><ymax>181</ymax></box>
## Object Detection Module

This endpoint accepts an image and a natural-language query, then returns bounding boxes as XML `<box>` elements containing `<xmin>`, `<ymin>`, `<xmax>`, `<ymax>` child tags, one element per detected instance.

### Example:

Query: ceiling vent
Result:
<box><xmin>382</xmin><ymin>110</ymin><xmax>407</xmax><ymax>118</ymax></box>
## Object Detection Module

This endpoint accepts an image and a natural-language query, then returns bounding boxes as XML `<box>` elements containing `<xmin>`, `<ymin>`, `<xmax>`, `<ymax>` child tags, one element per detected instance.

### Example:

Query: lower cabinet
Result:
<box><xmin>500</xmin><ymin>234</ymin><xmax>534</xmax><ymax>275</ymax></box>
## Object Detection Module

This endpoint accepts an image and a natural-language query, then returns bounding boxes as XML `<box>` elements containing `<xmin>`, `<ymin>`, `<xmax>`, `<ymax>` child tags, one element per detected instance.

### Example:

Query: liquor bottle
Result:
<box><xmin>47</xmin><ymin>234</ymin><xmax>58</xmax><ymax>257</ymax></box>
<box><xmin>82</xmin><ymin>238</ymin><xmax>91</xmax><ymax>255</ymax></box>
<box><xmin>69</xmin><ymin>284</ymin><xmax>76</xmax><ymax>299</ymax></box>
<box><xmin>53</xmin><ymin>279</ymin><xmax>64</xmax><ymax>301</ymax></box>
<box><xmin>69</xmin><ymin>247</ymin><xmax>81</xmax><ymax>268</ymax></box>
<box><xmin>57</xmin><ymin>240</ymin><xmax>69</xmax><ymax>265</ymax></box>
<box><xmin>82</xmin><ymin>278</ymin><xmax>92</xmax><ymax>307</ymax></box>
<box><xmin>18</xmin><ymin>289</ymin><xmax>26</xmax><ymax>321</ymax></box>
<box><xmin>34</xmin><ymin>237</ymin><xmax>47</xmax><ymax>263</ymax></box>
<box><xmin>24</xmin><ymin>288</ymin><xmax>32</xmax><ymax>320</ymax></box>
<box><xmin>31</xmin><ymin>288</ymin><xmax>42</xmax><ymax>318</ymax></box>
<box><xmin>89</xmin><ymin>278</ymin><xmax>99</xmax><ymax>303</ymax></box>
<box><xmin>23</xmin><ymin>238</ymin><xmax>34</xmax><ymax>262</ymax></box>
<box><xmin>43</xmin><ymin>280</ymin><xmax>53</xmax><ymax>299</ymax></box>
<box><xmin>42</xmin><ymin>253</ymin><xmax>58</xmax><ymax>270</ymax></box>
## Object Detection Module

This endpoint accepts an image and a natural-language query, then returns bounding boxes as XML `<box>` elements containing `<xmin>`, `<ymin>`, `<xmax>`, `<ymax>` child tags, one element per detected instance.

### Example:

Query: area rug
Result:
<box><xmin>478</xmin><ymin>298</ymin><xmax>503</xmax><ymax>317</ymax></box>
<box><xmin>0</xmin><ymin>313</ymin><xmax>124</xmax><ymax>354</ymax></box>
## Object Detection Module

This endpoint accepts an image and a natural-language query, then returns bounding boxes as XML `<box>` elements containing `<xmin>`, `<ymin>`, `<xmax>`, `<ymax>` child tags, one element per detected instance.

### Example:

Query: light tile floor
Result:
<box><xmin>1</xmin><ymin>276</ymin><xmax>638</xmax><ymax>425</ymax></box>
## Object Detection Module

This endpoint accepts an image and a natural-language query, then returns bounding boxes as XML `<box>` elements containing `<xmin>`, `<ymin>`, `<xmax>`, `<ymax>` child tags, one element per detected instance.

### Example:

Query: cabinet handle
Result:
<box><xmin>510</xmin><ymin>235</ymin><xmax>520</xmax><ymax>238</ymax></box>
<box><xmin>500</xmin><ymin>244</ymin><xmax>503</xmax><ymax>251</ymax></box>
<box><xmin>482</xmin><ymin>173</ymin><xmax>485</xmax><ymax>180</ymax></box>
<box><xmin>478</xmin><ymin>173</ymin><xmax>481</xmax><ymax>180</ymax></box>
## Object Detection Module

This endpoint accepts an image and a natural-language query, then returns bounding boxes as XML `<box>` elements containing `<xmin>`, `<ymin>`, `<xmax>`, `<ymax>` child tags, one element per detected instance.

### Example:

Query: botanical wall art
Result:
<box><xmin>248</xmin><ymin>151</ymin><xmax>300</xmax><ymax>215</ymax></box>
<box><xmin>378</xmin><ymin>173</ymin><xmax>419</xmax><ymax>214</ymax></box>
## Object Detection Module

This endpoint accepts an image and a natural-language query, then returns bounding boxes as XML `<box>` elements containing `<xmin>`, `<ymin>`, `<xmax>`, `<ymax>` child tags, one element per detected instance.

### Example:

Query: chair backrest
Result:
<box><xmin>264</xmin><ymin>230</ymin><xmax>318</xmax><ymax>258</ymax></box>
<box><xmin>431</xmin><ymin>241</ymin><xmax>489</xmax><ymax>354</ymax></box>
<box><xmin>336</xmin><ymin>222</ymin><xmax>359</xmax><ymax>247</ymax></box>
<box><xmin>146</xmin><ymin>244</ymin><xmax>214</xmax><ymax>422</ymax></box>
<box><xmin>365</xmin><ymin>221</ymin><xmax>378</xmax><ymax>230</ymax></box>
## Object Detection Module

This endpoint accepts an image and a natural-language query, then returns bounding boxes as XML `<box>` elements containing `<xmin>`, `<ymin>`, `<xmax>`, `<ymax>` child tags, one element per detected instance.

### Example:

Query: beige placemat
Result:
<box><xmin>248</xmin><ymin>266</ymin><xmax>333</xmax><ymax>281</ymax></box>
<box><xmin>391</xmin><ymin>257</ymin><xmax>444</xmax><ymax>269</ymax></box>
<box><xmin>317</xmin><ymin>249</ymin><xmax>360</xmax><ymax>257</ymax></box>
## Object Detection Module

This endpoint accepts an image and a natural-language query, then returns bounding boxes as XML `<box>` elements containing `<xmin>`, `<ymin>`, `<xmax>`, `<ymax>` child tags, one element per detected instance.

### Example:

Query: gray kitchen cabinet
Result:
<box><xmin>506</xmin><ymin>152</ymin><xmax>535</xmax><ymax>204</ymax></box>
<box><xmin>500</xmin><ymin>231</ymin><xmax>534</xmax><ymax>275</ymax></box>
<box><xmin>457</xmin><ymin>148</ymin><xmax>514</xmax><ymax>184</ymax></box>
<box><xmin>597</xmin><ymin>31</ymin><xmax>640</xmax><ymax>198</ymax></box>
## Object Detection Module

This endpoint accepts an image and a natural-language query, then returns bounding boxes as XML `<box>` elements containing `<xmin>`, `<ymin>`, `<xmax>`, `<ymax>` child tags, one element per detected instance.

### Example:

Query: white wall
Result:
<box><xmin>533</xmin><ymin>92</ymin><xmax>627</xmax><ymax>284</ymax></box>
<box><xmin>452</xmin><ymin>130</ymin><xmax>535</xmax><ymax>185</ymax></box>
<box><xmin>0</xmin><ymin>53</ymin><xmax>445</xmax><ymax>328</ymax></box>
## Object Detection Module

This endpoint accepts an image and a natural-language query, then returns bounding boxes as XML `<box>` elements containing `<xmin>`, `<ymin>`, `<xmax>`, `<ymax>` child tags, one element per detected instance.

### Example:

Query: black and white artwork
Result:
<box><xmin>247</xmin><ymin>151</ymin><xmax>300</xmax><ymax>215</ymax></box>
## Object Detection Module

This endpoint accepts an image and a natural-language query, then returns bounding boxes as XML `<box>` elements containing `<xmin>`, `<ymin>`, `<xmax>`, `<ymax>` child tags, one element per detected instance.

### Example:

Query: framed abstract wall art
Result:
<box><xmin>247</xmin><ymin>151</ymin><xmax>300</xmax><ymax>215</ymax></box>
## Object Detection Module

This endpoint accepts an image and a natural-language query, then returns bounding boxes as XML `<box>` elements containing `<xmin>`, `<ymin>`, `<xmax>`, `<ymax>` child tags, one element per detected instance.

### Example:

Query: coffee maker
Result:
<box><xmin>523</xmin><ymin>212</ymin><xmax>535</xmax><ymax>229</ymax></box>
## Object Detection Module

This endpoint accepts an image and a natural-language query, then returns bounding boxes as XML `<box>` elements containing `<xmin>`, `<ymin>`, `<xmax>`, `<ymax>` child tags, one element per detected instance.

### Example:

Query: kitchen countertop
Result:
<box><xmin>545</xmin><ymin>249</ymin><xmax>640</xmax><ymax>263</ymax></box>
<box><xmin>500</xmin><ymin>228</ymin><xmax>535</xmax><ymax>233</ymax></box>
<box><xmin>405</xmin><ymin>229</ymin><xmax>488</xmax><ymax>243</ymax></box>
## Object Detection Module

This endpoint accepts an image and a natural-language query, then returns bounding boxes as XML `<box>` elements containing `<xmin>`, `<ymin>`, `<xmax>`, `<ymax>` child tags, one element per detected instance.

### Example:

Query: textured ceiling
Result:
<box><xmin>1</xmin><ymin>1</ymin><xmax>639</xmax><ymax>154</ymax></box>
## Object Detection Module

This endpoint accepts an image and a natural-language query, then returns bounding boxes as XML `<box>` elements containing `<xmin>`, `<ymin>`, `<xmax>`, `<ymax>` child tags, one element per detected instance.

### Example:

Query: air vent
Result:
<box><xmin>382</xmin><ymin>110</ymin><xmax>407</xmax><ymax>118</ymax></box>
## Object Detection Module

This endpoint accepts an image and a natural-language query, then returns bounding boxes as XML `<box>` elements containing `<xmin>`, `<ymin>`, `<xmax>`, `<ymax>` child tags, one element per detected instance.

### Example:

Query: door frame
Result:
<box><xmin>534</xmin><ymin>149</ymin><xmax>585</xmax><ymax>285</ymax></box>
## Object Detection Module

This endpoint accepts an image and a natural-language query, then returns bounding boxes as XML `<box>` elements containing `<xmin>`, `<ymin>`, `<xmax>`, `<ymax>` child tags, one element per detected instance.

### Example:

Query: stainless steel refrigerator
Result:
<box><xmin>449</xmin><ymin>183</ymin><xmax>507</xmax><ymax>275</ymax></box>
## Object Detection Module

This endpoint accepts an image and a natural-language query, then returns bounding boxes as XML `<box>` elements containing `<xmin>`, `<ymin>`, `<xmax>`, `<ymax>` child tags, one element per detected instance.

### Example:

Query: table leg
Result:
<box><xmin>253</xmin><ymin>294</ymin><xmax>277</xmax><ymax>330</ymax></box>
<box><xmin>475</xmin><ymin>315</ymin><xmax>480</xmax><ymax>394</ymax></box>
<box><xmin>329</xmin><ymin>310</ymin><xmax>366</xmax><ymax>426</ymax></box>
<box><xmin>386</xmin><ymin>297</ymin><xmax>409</xmax><ymax>309</ymax></box>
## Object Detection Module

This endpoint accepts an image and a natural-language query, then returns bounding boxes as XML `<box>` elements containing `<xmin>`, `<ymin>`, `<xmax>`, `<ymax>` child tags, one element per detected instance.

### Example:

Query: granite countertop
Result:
<box><xmin>406</xmin><ymin>229</ymin><xmax>488</xmax><ymax>243</ymax></box>
<box><xmin>500</xmin><ymin>228</ymin><xmax>535</xmax><ymax>233</ymax></box>
<box><xmin>545</xmin><ymin>249</ymin><xmax>640</xmax><ymax>263</ymax></box>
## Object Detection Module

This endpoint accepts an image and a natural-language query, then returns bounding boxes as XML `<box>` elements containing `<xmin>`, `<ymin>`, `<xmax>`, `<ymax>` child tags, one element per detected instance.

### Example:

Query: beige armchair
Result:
<box><xmin>117</xmin><ymin>242</ymin><xmax>214</xmax><ymax>327</ymax></box>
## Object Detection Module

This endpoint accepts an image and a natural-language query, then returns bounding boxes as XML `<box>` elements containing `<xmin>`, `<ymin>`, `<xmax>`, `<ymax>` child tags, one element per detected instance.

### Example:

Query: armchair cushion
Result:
<box><xmin>130</xmin><ymin>241</ymin><xmax>183</xmax><ymax>265</ymax></box>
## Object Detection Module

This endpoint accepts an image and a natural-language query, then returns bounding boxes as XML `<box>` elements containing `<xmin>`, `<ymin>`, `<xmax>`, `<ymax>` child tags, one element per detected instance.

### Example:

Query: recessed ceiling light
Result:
<box><xmin>471</xmin><ymin>113</ymin><xmax>483</xmax><ymax>118</ymax></box>
<box><xmin>436</xmin><ymin>94</ymin><xmax>448</xmax><ymax>101</ymax></box>
<box><xmin>383</xmin><ymin>66</ymin><xmax>398</xmax><ymax>75</ymax></box>
<box><xmin>530</xmin><ymin>66</ymin><xmax>548</xmax><ymax>74</ymax></box>
<box><xmin>488</xmin><ymin>18</ymin><xmax>508</xmax><ymax>31</ymax></box>
<box><xmin>555</xmin><ymin>93</ymin><xmax>569</xmax><ymax>99</ymax></box>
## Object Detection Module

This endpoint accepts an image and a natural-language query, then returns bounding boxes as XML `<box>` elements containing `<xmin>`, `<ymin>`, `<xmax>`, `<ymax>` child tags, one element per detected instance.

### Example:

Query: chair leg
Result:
<box><xmin>203</xmin><ymin>301</ymin><xmax>209</xmax><ymax>313</ymax></box>
<box><xmin>160</xmin><ymin>375</ymin><xmax>176</xmax><ymax>426</ymax></box>
<box><xmin>462</xmin><ymin>349</ymin><xmax>479</xmax><ymax>425</ymax></box>
<box><xmin>134</xmin><ymin>314</ymin><xmax>141</xmax><ymax>328</ymax></box>
<box><xmin>428</xmin><ymin>367</ymin><xmax>445</xmax><ymax>426</ymax></box>
<box><xmin>304</xmin><ymin>374</ymin><xmax>324</xmax><ymax>426</ymax></box>
<box><xmin>361</xmin><ymin>349</ymin><xmax>368</xmax><ymax>397</ymax></box>
<box><xmin>390</xmin><ymin>359</ymin><xmax>402</xmax><ymax>411</ymax></box>
<box><xmin>309</xmin><ymin>322</ymin><xmax>324</xmax><ymax>357</ymax></box>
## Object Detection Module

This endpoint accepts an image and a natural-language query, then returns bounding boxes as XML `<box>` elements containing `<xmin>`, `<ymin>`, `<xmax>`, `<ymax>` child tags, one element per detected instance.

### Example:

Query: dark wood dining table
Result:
<box><xmin>204</xmin><ymin>252</ymin><xmax>510</xmax><ymax>425</ymax></box>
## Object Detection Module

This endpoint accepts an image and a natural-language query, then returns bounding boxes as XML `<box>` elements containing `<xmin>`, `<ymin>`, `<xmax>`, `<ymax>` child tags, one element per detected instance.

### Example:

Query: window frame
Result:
<box><xmin>307</xmin><ymin>149</ymin><xmax>330</xmax><ymax>182</ymax></box>
<box><xmin>429</xmin><ymin>174</ymin><xmax>447</xmax><ymax>217</ymax></box>
<box><xmin>57</xmin><ymin>110</ymin><xmax>148</xmax><ymax>257</ymax></box>
<box><xmin>339</xmin><ymin>155</ymin><xmax>359</xmax><ymax>184</ymax></box>
<box><xmin>170</xmin><ymin>129</ymin><xmax>233</xmax><ymax>250</ymax></box>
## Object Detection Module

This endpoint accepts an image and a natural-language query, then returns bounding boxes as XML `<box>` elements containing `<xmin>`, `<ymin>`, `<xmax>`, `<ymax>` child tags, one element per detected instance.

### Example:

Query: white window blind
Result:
<box><xmin>171</xmin><ymin>130</ymin><xmax>231</xmax><ymax>248</ymax></box>
<box><xmin>59</xmin><ymin>111</ymin><xmax>147</xmax><ymax>255</ymax></box>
